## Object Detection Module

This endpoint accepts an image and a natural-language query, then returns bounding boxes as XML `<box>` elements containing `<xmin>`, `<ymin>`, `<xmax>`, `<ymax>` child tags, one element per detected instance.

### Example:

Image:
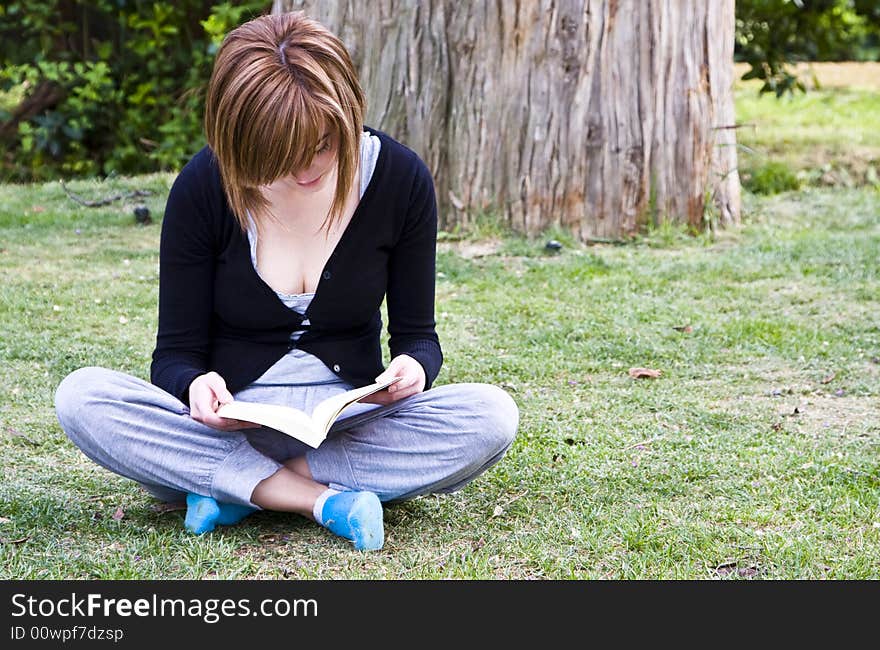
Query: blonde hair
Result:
<box><xmin>204</xmin><ymin>11</ymin><xmax>365</xmax><ymax>232</ymax></box>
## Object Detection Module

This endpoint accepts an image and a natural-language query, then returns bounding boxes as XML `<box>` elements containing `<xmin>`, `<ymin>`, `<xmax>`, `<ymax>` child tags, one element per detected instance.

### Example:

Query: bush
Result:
<box><xmin>0</xmin><ymin>1</ymin><xmax>270</xmax><ymax>182</ymax></box>
<box><xmin>742</xmin><ymin>161</ymin><xmax>802</xmax><ymax>195</ymax></box>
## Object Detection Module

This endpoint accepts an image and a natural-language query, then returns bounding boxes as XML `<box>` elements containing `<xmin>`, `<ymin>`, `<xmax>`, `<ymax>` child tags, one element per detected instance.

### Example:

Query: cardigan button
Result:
<box><xmin>322</xmin><ymin>270</ymin><xmax>332</xmax><ymax>280</ymax></box>
<box><xmin>332</xmin><ymin>364</ymin><xmax>341</xmax><ymax>373</ymax></box>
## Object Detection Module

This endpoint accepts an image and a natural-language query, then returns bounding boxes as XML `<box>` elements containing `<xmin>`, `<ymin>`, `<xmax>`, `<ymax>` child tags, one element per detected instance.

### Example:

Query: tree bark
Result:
<box><xmin>272</xmin><ymin>0</ymin><xmax>740</xmax><ymax>239</ymax></box>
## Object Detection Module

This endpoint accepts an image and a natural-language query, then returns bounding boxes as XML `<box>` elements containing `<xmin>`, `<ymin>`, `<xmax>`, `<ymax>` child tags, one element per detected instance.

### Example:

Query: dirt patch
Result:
<box><xmin>786</xmin><ymin>395</ymin><xmax>880</xmax><ymax>437</ymax></box>
<box><xmin>438</xmin><ymin>239</ymin><xmax>503</xmax><ymax>259</ymax></box>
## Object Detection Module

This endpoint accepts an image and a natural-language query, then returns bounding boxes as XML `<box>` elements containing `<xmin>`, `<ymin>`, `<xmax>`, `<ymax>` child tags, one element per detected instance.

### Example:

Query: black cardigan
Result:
<box><xmin>150</xmin><ymin>127</ymin><xmax>442</xmax><ymax>403</ymax></box>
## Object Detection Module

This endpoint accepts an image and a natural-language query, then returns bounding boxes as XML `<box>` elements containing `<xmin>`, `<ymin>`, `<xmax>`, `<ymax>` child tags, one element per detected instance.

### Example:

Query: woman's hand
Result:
<box><xmin>362</xmin><ymin>354</ymin><xmax>426</xmax><ymax>405</ymax></box>
<box><xmin>188</xmin><ymin>371</ymin><xmax>260</xmax><ymax>432</ymax></box>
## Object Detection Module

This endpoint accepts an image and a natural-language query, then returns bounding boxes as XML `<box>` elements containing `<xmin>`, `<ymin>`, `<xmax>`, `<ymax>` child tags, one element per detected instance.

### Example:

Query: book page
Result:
<box><xmin>216</xmin><ymin>401</ymin><xmax>324</xmax><ymax>448</ymax></box>
<box><xmin>310</xmin><ymin>377</ymin><xmax>403</xmax><ymax>435</ymax></box>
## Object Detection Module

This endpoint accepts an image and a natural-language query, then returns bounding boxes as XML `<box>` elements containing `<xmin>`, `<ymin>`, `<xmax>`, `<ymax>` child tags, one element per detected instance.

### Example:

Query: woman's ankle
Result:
<box><xmin>250</xmin><ymin>466</ymin><xmax>326</xmax><ymax>518</ymax></box>
<box><xmin>313</xmin><ymin>489</ymin><xmax>384</xmax><ymax>551</ymax></box>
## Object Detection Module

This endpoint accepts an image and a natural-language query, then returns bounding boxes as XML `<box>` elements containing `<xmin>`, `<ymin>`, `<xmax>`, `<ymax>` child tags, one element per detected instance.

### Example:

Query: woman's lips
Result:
<box><xmin>295</xmin><ymin>173</ymin><xmax>323</xmax><ymax>187</ymax></box>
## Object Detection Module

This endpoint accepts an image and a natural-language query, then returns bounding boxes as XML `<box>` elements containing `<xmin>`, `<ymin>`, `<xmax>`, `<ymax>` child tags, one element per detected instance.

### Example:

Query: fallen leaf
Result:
<box><xmin>112</xmin><ymin>506</ymin><xmax>124</xmax><ymax>520</ymax></box>
<box><xmin>673</xmin><ymin>325</ymin><xmax>693</xmax><ymax>333</ymax></box>
<box><xmin>492</xmin><ymin>505</ymin><xmax>504</xmax><ymax>517</ymax></box>
<box><xmin>32</xmin><ymin>205</ymin><xmax>45</xmax><ymax>213</ymax></box>
<box><xmin>0</xmin><ymin>517</ymin><xmax>11</xmax><ymax>524</ymax></box>
<box><xmin>820</xmin><ymin>372</ymin><xmax>836</xmax><ymax>384</ymax></box>
<box><xmin>628</xmin><ymin>367</ymin><xmax>661</xmax><ymax>379</ymax></box>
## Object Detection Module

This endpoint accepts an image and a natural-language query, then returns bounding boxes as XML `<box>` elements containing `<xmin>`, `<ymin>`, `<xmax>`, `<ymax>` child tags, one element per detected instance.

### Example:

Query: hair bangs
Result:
<box><xmin>250</xmin><ymin>88</ymin><xmax>342</xmax><ymax>188</ymax></box>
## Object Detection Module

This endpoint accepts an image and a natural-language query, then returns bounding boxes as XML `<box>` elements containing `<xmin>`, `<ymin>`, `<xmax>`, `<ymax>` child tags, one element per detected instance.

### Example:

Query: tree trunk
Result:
<box><xmin>272</xmin><ymin>0</ymin><xmax>740</xmax><ymax>239</ymax></box>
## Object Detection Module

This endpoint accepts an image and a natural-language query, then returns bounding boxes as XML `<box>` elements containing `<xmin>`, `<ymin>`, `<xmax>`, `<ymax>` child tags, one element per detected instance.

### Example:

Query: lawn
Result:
<box><xmin>734</xmin><ymin>62</ymin><xmax>880</xmax><ymax>191</ymax></box>
<box><xmin>0</xmin><ymin>67</ymin><xmax>878</xmax><ymax>580</ymax></box>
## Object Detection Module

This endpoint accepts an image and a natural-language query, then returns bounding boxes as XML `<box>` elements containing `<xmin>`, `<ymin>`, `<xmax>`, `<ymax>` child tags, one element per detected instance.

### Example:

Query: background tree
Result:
<box><xmin>736</xmin><ymin>0</ymin><xmax>880</xmax><ymax>96</ymax></box>
<box><xmin>274</xmin><ymin>0</ymin><xmax>741</xmax><ymax>239</ymax></box>
<box><xmin>0</xmin><ymin>1</ymin><xmax>270</xmax><ymax>181</ymax></box>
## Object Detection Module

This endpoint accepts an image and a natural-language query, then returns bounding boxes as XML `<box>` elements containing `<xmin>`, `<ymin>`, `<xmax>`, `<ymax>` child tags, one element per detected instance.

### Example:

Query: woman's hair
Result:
<box><xmin>205</xmin><ymin>11</ymin><xmax>366</xmax><ymax>232</ymax></box>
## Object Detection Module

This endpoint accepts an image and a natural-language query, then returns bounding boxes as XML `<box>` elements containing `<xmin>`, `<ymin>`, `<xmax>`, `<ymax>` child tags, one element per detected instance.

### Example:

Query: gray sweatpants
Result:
<box><xmin>54</xmin><ymin>349</ymin><xmax>518</xmax><ymax>508</ymax></box>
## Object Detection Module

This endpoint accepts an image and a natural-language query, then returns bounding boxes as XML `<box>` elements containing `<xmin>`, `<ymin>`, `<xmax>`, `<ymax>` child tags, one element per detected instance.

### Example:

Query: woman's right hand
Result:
<box><xmin>188</xmin><ymin>371</ymin><xmax>260</xmax><ymax>432</ymax></box>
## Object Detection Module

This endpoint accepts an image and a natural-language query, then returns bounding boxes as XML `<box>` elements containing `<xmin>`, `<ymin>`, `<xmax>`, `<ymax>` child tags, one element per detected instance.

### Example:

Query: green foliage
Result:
<box><xmin>0</xmin><ymin>1</ymin><xmax>270</xmax><ymax>182</ymax></box>
<box><xmin>742</xmin><ymin>161</ymin><xmax>802</xmax><ymax>194</ymax></box>
<box><xmin>736</xmin><ymin>0</ymin><xmax>880</xmax><ymax>97</ymax></box>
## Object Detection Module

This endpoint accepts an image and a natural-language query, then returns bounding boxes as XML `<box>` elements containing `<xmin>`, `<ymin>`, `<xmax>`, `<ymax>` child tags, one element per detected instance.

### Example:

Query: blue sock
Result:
<box><xmin>184</xmin><ymin>493</ymin><xmax>256</xmax><ymax>535</ymax></box>
<box><xmin>216</xmin><ymin>502</ymin><xmax>257</xmax><ymax>526</ymax></box>
<box><xmin>313</xmin><ymin>489</ymin><xmax>384</xmax><ymax>551</ymax></box>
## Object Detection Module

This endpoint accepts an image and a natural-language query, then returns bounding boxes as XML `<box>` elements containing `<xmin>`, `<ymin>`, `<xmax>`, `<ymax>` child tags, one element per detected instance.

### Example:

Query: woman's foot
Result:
<box><xmin>313</xmin><ymin>489</ymin><xmax>384</xmax><ymax>551</ymax></box>
<box><xmin>184</xmin><ymin>493</ymin><xmax>256</xmax><ymax>534</ymax></box>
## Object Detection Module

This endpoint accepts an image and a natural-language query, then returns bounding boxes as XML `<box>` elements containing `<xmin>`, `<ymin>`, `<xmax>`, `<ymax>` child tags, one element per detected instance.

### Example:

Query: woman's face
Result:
<box><xmin>264</xmin><ymin>131</ymin><xmax>337</xmax><ymax>195</ymax></box>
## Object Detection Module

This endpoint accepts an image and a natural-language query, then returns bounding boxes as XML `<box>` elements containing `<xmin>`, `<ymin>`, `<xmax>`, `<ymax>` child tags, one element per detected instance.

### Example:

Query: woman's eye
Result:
<box><xmin>317</xmin><ymin>141</ymin><xmax>331</xmax><ymax>153</ymax></box>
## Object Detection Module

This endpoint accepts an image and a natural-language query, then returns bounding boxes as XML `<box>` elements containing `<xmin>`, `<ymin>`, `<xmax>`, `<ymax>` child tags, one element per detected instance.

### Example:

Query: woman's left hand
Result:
<box><xmin>362</xmin><ymin>354</ymin><xmax>426</xmax><ymax>405</ymax></box>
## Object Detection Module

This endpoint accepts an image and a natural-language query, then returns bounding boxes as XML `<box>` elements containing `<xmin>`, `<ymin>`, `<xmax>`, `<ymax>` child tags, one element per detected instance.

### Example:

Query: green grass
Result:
<box><xmin>1</xmin><ymin>174</ymin><xmax>878</xmax><ymax>578</ymax></box>
<box><xmin>735</xmin><ymin>82</ymin><xmax>880</xmax><ymax>190</ymax></box>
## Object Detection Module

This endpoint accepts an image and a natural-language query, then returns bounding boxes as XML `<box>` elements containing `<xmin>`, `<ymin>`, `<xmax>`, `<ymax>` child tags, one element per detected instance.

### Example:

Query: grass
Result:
<box><xmin>734</xmin><ymin>62</ymin><xmax>880</xmax><ymax>191</ymax></box>
<box><xmin>0</xmin><ymin>176</ymin><xmax>877</xmax><ymax>579</ymax></box>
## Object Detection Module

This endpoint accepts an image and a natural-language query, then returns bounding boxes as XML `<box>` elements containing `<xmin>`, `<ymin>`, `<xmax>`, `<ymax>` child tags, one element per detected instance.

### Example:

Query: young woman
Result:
<box><xmin>54</xmin><ymin>11</ymin><xmax>518</xmax><ymax>551</ymax></box>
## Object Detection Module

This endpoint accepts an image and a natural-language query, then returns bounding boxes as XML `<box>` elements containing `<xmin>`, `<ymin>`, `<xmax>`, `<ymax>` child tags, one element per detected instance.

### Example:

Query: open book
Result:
<box><xmin>216</xmin><ymin>376</ymin><xmax>403</xmax><ymax>448</ymax></box>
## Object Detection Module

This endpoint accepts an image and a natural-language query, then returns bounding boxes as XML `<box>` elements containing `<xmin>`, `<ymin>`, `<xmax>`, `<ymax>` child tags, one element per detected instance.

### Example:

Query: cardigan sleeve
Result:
<box><xmin>385</xmin><ymin>156</ymin><xmax>443</xmax><ymax>389</ymax></box>
<box><xmin>149</xmin><ymin>154</ymin><xmax>217</xmax><ymax>403</ymax></box>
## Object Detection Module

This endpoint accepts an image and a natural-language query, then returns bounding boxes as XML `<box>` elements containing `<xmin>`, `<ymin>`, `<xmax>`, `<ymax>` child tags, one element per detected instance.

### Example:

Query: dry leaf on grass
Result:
<box><xmin>820</xmin><ymin>372</ymin><xmax>836</xmax><ymax>384</ymax></box>
<box><xmin>112</xmin><ymin>506</ymin><xmax>125</xmax><ymax>521</ymax></box>
<box><xmin>673</xmin><ymin>325</ymin><xmax>693</xmax><ymax>333</ymax></box>
<box><xmin>628</xmin><ymin>367</ymin><xmax>662</xmax><ymax>379</ymax></box>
